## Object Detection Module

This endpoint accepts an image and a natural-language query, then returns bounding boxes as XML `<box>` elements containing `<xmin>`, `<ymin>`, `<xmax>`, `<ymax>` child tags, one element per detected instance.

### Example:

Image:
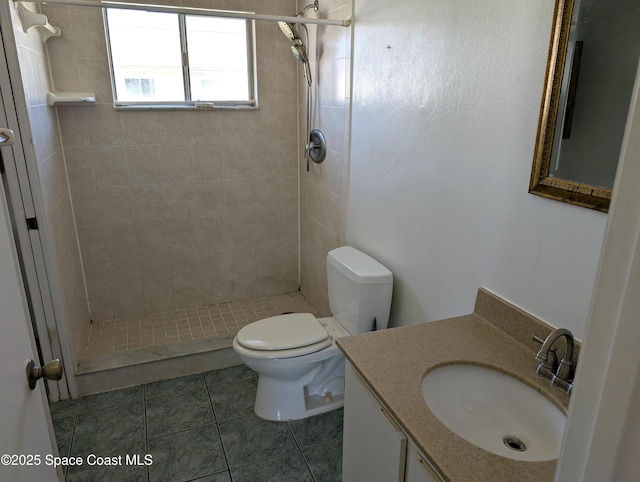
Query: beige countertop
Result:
<box><xmin>336</xmin><ymin>289</ymin><xmax>572</xmax><ymax>482</ymax></box>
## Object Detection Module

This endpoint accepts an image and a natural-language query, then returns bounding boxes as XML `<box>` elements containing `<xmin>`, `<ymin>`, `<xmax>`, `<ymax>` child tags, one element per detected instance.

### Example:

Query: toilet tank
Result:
<box><xmin>327</xmin><ymin>247</ymin><xmax>393</xmax><ymax>335</ymax></box>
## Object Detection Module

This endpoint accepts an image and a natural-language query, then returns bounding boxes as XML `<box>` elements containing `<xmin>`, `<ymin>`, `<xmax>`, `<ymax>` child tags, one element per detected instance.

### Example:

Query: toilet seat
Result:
<box><xmin>236</xmin><ymin>313</ymin><xmax>331</xmax><ymax>356</ymax></box>
<box><xmin>232</xmin><ymin>337</ymin><xmax>334</xmax><ymax>359</ymax></box>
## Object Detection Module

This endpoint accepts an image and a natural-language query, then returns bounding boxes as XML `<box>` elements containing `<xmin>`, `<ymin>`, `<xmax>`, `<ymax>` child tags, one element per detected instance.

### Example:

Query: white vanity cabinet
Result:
<box><xmin>342</xmin><ymin>363</ymin><xmax>443</xmax><ymax>482</ymax></box>
<box><xmin>405</xmin><ymin>445</ymin><xmax>440</xmax><ymax>482</ymax></box>
<box><xmin>343</xmin><ymin>363</ymin><xmax>407</xmax><ymax>481</ymax></box>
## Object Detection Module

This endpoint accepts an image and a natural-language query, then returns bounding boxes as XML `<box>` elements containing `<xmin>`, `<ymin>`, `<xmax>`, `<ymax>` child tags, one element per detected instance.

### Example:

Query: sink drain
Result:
<box><xmin>503</xmin><ymin>436</ymin><xmax>527</xmax><ymax>452</ymax></box>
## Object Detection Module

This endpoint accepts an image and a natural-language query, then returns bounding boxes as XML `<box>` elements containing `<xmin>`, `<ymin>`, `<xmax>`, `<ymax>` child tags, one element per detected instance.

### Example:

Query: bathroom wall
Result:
<box><xmin>347</xmin><ymin>0</ymin><xmax>609</xmax><ymax>340</ymax></box>
<box><xmin>42</xmin><ymin>0</ymin><xmax>301</xmax><ymax>321</ymax></box>
<box><xmin>9</xmin><ymin>4</ymin><xmax>91</xmax><ymax>362</ymax></box>
<box><xmin>298</xmin><ymin>0</ymin><xmax>353</xmax><ymax>315</ymax></box>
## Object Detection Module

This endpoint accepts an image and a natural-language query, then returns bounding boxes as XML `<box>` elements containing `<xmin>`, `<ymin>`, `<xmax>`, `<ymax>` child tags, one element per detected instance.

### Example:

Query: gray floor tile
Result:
<box><xmin>230</xmin><ymin>451</ymin><xmax>313</xmax><ymax>482</ymax></box>
<box><xmin>77</xmin><ymin>385</ymin><xmax>144</xmax><ymax>413</ymax></box>
<box><xmin>302</xmin><ymin>439</ymin><xmax>343</xmax><ymax>482</ymax></box>
<box><xmin>53</xmin><ymin>365</ymin><xmax>345</xmax><ymax>482</ymax></box>
<box><xmin>146</xmin><ymin>373</ymin><xmax>206</xmax><ymax>399</ymax></box>
<box><xmin>287</xmin><ymin>408</ymin><xmax>344</xmax><ymax>448</ymax></box>
<box><xmin>49</xmin><ymin>399</ymin><xmax>77</xmax><ymax>457</ymax></box>
<box><xmin>65</xmin><ymin>443</ymin><xmax>149</xmax><ymax>482</ymax></box>
<box><xmin>189</xmin><ymin>472</ymin><xmax>231</xmax><ymax>482</ymax></box>
<box><xmin>148</xmin><ymin>424</ymin><xmax>227</xmax><ymax>482</ymax></box>
<box><xmin>218</xmin><ymin>413</ymin><xmax>298</xmax><ymax>469</ymax></box>
<box><xmin>208</xmin><ymin>377</ymin><xmax>258</xmax><ymax>422</ymax></box>
<box><xmin>146</xmin><ymin>388</ymin><xmax>215</xmax><ymax>437</ymax></box>
<box><xmin>66</xmin><ymin>459</ymin><xmax>148</xmax><ymax>482</ymax></box>
<box><xmin>204</xmin><ymin>364</ymin><xmax>257</xmax><ymax>386</ymax></box>
<box><xmin>49</xmin><ymin>398</ymin><xmax>78</xmax><ymax>419</ymax></box>
<box><xmin>71</xmin><ymin>400</ymin><xmax>145</xmax><ymax>456</ymax></box>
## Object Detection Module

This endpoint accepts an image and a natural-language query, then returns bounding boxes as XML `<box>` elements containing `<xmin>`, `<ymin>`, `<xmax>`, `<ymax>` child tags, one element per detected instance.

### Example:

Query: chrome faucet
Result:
<box><xmin>533</xmin><ymin>328</ymin><xmax>575</xmax><ymax>394</ymax></box>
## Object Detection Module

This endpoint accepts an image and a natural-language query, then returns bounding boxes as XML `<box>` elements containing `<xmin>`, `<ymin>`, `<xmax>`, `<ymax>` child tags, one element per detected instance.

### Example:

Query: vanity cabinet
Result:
<box><xmin>405</xmin><ymin>445</ymin><xmax>440</xmax><ymax>482</ymax></box>
<box><xmin>343</xmin><ymin>363</ymin><xmax>443</xmax><ymax>482</ymax></box>
<box><xmin>343</xmin><ymin>363</ymin><xmax>407</xmax><ymax>481</ymax></box>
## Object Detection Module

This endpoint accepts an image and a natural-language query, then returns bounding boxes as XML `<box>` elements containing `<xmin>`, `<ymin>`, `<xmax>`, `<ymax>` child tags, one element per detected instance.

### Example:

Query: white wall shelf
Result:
<box><xmin>46</xmin><ymin>92</ymin><xmax>96</xmax><ymax>106</ymax></box>
<box><xmin>16</xmin><ymin>3</ymin><xmax>61</xmax><ymax>41</ymax></box>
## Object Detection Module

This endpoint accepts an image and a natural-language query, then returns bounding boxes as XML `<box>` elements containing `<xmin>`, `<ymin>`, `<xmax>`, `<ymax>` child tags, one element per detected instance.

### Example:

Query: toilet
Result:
<box><xmin>232</xmin><ymin>246</ymin><xmax>393</xmax><ymax>421</ymax></box>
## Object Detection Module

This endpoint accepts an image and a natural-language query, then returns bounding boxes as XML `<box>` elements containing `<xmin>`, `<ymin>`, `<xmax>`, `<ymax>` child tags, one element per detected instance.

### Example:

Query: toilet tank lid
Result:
<box><xmin>327</xmin><ymin>246</ymin><xmax>393</xmax><ymax>285</ymax></box>
<box><xmin>236</xmin><ymin>313</ymin><xmax>328</xmax><ymax>351</ymax></box>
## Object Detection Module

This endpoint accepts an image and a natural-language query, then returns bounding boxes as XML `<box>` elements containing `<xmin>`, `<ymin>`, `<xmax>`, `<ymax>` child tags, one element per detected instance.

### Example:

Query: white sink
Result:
<box><xmin>421</xmin><ymin>364</ymin><xmax>566</xmax><ymax>461</ymax></box>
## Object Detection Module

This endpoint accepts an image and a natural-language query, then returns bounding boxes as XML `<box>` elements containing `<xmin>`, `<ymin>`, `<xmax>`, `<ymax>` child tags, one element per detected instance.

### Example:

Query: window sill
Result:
<box><xmin>113</xmin><ymin>101</ymin><xmax>258</xmax><ymax>111</ymax></box>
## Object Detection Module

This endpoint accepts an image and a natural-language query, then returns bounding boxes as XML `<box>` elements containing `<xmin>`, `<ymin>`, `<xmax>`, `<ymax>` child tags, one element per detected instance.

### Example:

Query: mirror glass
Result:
<box><xmin>530</xmin><ymin>0</ymin><xmax>640</xmax><ymax>212</ymax></box>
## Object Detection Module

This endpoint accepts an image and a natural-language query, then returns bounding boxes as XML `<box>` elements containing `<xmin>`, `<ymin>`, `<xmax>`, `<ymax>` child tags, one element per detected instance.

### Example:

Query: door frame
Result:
<box><xmin>0</xmin><ymin>0</ymin><xmax>78</xmax><ymax>400</ymax></box>
<box><xmin>555</xmin><ymin>61</ymin><xmax>640</xmax><ymax>479</ymax></box>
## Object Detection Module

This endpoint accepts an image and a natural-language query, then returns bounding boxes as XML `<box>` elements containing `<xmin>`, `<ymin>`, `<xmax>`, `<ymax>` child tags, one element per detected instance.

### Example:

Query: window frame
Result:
<box><xmin>103</xmin><ymin>9</ymin><xmax>258</xmax><ymax>110</ymax></box>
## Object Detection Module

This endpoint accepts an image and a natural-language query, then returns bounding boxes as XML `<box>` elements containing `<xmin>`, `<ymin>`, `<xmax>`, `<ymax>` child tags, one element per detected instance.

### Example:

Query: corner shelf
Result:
<box><xmin>17</xmin><ymin>3</ymin><xmax>61</xmax><ymax>41</ymax></box>
<box><xmin>46</xmin><ymin>92</ymin><xmax>96</xmax><ymax>106</ymax></box>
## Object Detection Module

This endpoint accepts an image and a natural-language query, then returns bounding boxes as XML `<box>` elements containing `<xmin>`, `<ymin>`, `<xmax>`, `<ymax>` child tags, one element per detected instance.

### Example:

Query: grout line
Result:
<box><xmin>299</xmin><ymin>447</ymin><xmax>318</xmax><ymax>482</ymax></box>
<box><xmin>84</xmin><ymin>293</ymin><xmax>316</xmax><ymax>358</ymax></box>
<box><xmin>142</xmin><ymin>383</ymin><xmax>150</xmax><ymax>482</ymax></box>
<box><xmin>66</xmin><ymin>400</ymin><xmax>80</xmax><ymax>480</ymax></box>
<box><xmin>203</xmin><ymin>374</ymin><xmax>233</xmax><ymax>476</ymax></box>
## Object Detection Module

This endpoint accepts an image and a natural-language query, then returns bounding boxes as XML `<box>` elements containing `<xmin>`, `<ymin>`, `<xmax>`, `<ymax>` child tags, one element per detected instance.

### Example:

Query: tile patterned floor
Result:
<box><xmin>84</xmin><ymin>293</ymin><xmax>316</xmax><ymax>358</ymax></box>
<box><xmin>50</xmin><ymin>365</ymin><xmax>343</xmax><ymax>481</ymax></box>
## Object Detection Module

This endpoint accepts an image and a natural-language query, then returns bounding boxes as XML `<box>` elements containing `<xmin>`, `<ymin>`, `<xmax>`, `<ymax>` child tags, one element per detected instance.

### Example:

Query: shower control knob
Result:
<box><xmin>26</xmin><ymin>358</ymin><xmax>63</xmax><ymax>390</ymax></box>
<box><xmin>308</xmin><ymin>129</ymin><xmax>327</xmax><ymax>164</ymax></box>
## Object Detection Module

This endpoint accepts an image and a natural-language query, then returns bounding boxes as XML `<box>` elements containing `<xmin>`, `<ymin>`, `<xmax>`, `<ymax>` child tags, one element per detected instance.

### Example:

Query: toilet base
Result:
<box><xmin>253</xmin><ymin>357</ymin><xmax>346</xmax><ymax>421</ymax></box>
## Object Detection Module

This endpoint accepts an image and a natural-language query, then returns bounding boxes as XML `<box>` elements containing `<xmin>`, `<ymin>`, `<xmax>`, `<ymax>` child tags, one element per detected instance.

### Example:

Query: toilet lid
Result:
<box><xmin>236</xmin><ymin>313</ymin><xmax>329</xmax><ymax>351</ymax></box>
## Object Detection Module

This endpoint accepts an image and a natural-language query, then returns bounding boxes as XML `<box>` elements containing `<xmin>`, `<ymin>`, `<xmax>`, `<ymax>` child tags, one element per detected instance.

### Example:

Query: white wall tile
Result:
<box><xmin>170</xmin><ymin>252</ymin><xmax>203</xmax><ymax>288</ymax></box>
<box><xmin>92</xmin><ymin>146</ymin><xmax>129</xmax><ymax>186</ymax></box>
<box><xmin>174</xmin><ymin>285</ymin><xmax>204</xmax><ymax>309</ymax></box>
<box><xmin>122</xmin><ymin>111</ymin><xmax>158</xmax><ymax>146</ymax></box>
<box><xmin>143</xmin><ymin>288</ymin><xmax>175</xmax><ymax>313</ymax></box>
<box><xmin>47</xmin><ymin>0</ymin><xmax>304</xmax><ymax>320</ymax></box>
<box><xmin>89</xmin><ymin>297</ymin><xmax>114</xmax><ymax>322</ymax></box>
<box><xmin>194</xmin><ymin>181</ymin><xmax>226</xmax><ymax>218</ymax></box>
<box><xmin>191</xmin><ymin>144</ymin><xmax>223</xmax><ymax>180</ymax></box>
<box><xmin>140</xmin><ymin>256</ymin><xmax>173</xmax><ymax>291</ymax></box>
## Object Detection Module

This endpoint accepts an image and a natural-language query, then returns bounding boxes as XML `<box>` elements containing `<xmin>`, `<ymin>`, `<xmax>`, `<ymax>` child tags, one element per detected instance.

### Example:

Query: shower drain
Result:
<box><xmin>503</xmin><ymin>436</ymin><xmax>527</xmax><ymax>452</ymax></box>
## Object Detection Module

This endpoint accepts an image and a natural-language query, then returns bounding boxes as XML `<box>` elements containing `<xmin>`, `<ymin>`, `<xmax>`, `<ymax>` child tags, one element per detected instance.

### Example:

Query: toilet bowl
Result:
<box><xmin>233</xmin><ymin>246</ymin><xmax>393</xmax><ymax>421</ymax></box>
<box><xmin>233</xmin><ymin>314</ymin><xmax>348</xmax><ymax>420</ymax></box>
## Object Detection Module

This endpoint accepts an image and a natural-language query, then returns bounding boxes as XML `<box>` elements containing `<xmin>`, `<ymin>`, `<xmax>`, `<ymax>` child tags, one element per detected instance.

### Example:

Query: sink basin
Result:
<box><xmin>421</xmin><ymin>364</ymin><xmax>566</xmax><ymax>461</ymax></box>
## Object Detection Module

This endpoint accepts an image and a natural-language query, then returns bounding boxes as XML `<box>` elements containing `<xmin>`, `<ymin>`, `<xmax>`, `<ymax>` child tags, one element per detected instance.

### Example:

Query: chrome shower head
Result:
<box><xmin>291</xmin><ymin>43</ymin><xmax>312</xmax><ymax>86</ymax></box>
<box><xmin>278</xmin><ymin>21</ymin><xmax>299</xmax><ymax>42</ymax></box>
<box><xmin>290</xmin><ymin>43</ymin><xmax>307</xmax><ymax>63</ymax></box>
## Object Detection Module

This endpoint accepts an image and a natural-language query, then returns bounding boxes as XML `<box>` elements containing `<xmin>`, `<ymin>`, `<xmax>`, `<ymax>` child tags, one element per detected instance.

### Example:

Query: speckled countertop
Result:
<box><xmin>336</xmin><ymin>288</ymin><xmax>574</xmax><ymax>482</ymax></box>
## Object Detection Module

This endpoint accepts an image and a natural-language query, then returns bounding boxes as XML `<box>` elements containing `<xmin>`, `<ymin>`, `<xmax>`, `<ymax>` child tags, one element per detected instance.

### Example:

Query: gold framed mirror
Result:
<box><xmin>530</xmin><ymin>0</ymin><xmax>640</xmax><ymax>212</ymax></box>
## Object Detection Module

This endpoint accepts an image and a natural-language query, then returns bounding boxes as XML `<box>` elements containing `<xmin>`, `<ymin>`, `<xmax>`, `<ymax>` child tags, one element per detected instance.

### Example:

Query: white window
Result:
<box><xmin>104</xmin><ymin>9</ymin><xmax>257</xmax><ymax>108</ymax></box>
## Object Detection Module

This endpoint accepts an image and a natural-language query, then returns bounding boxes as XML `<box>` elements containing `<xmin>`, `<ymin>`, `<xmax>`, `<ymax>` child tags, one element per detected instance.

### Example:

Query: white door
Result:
<box><xmin>0</xmin><ymin>89</ymin><xmax>60</xmax><ymax>482</ymax></box>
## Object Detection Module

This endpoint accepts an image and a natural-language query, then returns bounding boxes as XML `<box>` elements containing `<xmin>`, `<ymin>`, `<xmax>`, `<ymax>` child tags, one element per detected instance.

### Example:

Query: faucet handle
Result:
<box><xmin>533</xmin><ymin>335</ymin><xmax>559</xmax><ymax>370</ymax></box>
<box><xmin>532</xmin><ymin>335</ymin><xmax>545</xmax><ymax>345</ymax></box>
<box><xmin>537</xmin><ymin>346</ymin><xmax>558</xmax><ymax>370</ymax></box>
<box><xmin>556</xmin><ymin>358</ymin><xmax>574</xmax><ymax>382</ymax></box>
<box><xmin>546</xmin><ymin>347</ymin><xmax>558</xmax><ymax>370</ymax></box>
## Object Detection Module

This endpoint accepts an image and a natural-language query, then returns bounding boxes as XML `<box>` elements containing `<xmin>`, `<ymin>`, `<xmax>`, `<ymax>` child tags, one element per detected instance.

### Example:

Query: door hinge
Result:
<box><xmin>26</xmin><ymin>217</ymin><xmax>38</xmax><ymax>230</ymax></box>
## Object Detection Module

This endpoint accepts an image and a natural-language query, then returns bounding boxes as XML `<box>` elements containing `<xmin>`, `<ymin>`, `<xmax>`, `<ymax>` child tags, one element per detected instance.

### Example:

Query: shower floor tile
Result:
<box><xmin>84</xmin><ymin>293</ymin><xmax>316</xmax><ymax>358</ymax></box>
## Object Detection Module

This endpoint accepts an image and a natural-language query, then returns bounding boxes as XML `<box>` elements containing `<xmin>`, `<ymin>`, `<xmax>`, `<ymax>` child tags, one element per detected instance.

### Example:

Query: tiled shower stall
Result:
<box><xmin>44</xmin><ymin>1</ymin><xmax>301</xmax><ymax>321</ymax></box>
<box><xmin>7</xmin><ymin>0</ymin><xmax>352</xmax><ymax>395</ymax></box>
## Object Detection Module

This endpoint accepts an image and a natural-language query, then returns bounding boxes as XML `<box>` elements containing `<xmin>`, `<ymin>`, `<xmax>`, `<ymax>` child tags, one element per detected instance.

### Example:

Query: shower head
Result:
<box><xmin>290</xmin><ymin>43</ymin><xmax>308</xmax><ymax>63</ymax></box>
<box><xmin>278</xmin><ymin>21</ymin><xmax>300</xmax><ymax>42</ymax></box>
<box><xmin>291</xmin><ymin>43</ymin><xmax>312</xmax><ymax>85</ymax></box>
